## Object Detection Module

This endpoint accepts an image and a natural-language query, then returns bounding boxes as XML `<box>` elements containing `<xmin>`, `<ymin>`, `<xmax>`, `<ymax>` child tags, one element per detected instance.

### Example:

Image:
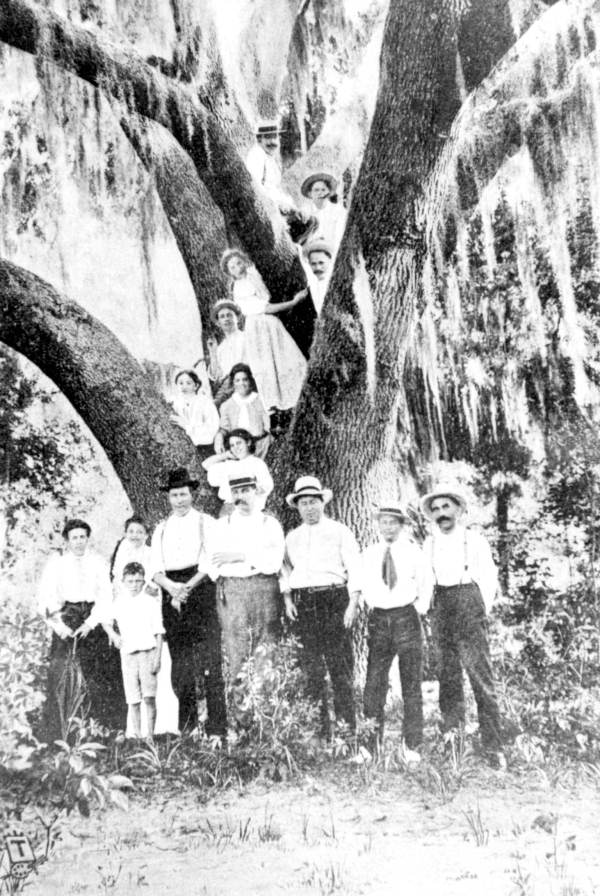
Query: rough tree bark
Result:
<box><xmin>276</xmin><ymin>0</ymin><xmax>523</xmax><ymax>540</ymax></box>
<box><xmin>0</xmin><ymin>259</ymin><xmax>197</xmax><ymax>525</ymax></box>
<box><xmin>0</xmin><ymin>0</ymin><xmax>301</xmax><ymax>298</ymax></box>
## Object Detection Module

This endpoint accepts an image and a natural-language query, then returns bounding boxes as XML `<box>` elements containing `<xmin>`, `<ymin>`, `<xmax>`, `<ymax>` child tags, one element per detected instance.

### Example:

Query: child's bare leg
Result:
<box><xmin>144</xmin><ymin>697</ymin><xmax>157</xmax><ymax>738</ymax></box>
<box><xmin>129</xmin><ymin>703</ymin><xmax>142</xmax><ymax>738</ymax></box>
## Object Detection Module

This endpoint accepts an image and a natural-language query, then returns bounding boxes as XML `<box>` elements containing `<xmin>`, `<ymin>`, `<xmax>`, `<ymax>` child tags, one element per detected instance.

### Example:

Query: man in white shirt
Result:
<box><xmin>421</xmin><ymin>483</ymin><xmax>503</xmax><ymax>760</ymax></box>
<box><xmin>151</xmin><ymin>467</ymin><xmax>226</xmax><ymax>736</ymax></box>
<box><xmin>362</xmin><ymin>504</ymin><xmax>432</xmax><ymax>761</ymax></box>
<box><xmin>37</xmin><ymin>518</ymin><xmax>123</xmax><ymax>740</ymax></box>
<box><xmin>208</xmin><ymin>470</ymin><xmax>285</xmax><ymax>682</ymax></box>
<box><xmin>282</xmin><ymin>476</ymin><xmax>361</xmax><ymax>735</ymax></box>
<box><xmin>245</xmin><ymin>121</ymin><xmax>296</xmax><ymax>212</ymax></box>
<box><xmin>300</xmin><ymin>240</ymin><xmax>332</xmax><ymax>318</ymax></box>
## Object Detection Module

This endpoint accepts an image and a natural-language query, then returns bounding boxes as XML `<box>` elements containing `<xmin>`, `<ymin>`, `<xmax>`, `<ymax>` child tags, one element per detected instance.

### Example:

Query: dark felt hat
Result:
<box><xmin>160</xmin><ymin>467</ymin><xmax>199</xmax><ymax>492</ymax></box>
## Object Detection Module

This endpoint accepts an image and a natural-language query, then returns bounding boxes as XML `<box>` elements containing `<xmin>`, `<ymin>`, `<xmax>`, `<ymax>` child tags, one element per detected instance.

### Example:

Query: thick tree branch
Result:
<box><xmin>0</xmin><ymin>259</ymin><xmax>197</xmax><ymax>525</ymax></box>
<box><xmin>0</xmin><ymin>0</ymin><xmax>298</xmax><ymax>297</ymax></box>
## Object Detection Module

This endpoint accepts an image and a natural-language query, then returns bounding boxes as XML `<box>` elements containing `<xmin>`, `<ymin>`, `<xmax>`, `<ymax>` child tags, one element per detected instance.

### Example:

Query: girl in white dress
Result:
<box><xmin>203</xmin><ymin>428</ymin><xmax>273</xmax><ymax>512</ymax></box>
<box><xmin>300</xmin><ymin>172</ymin><xmax>347</xmax><ymax>255</ymax></box>
<box><xmin>170</xmin><ymin>370</ymin><xmax>219</xmax><ymax>450</ymax></box>
<box><xmin>220</xmin><ymin>249</ymin><xmax>307</xmax><ymax>411</ymax></box>
<box><xmin>215</xmin><ymin>363</ymin><xmax>271</xmax><ymax>459</ymax></box>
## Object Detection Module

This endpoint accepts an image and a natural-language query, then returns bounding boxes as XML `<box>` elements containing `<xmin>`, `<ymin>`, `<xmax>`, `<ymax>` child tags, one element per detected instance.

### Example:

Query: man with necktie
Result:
<box><xmin>361</xmin><ymin>503</ymin><xmax>431</xmax><ymax>761</ymax></box>
<box><xmin>282</xmin><ymin>476</ymin><xmax>361</xmax><ymax>736</ymax></box>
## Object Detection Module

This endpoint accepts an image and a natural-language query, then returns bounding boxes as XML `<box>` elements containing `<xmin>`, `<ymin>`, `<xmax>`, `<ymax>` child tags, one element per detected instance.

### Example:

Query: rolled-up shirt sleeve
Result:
<box><xmin>149</xmin><ymin>522</ymin><xmax>166</xmax><ymax>580</ymax></box>
<box><xmin>473</xmin><ymin>532</ymin><xmax>498</xmax><ymax>612</ymax></box>
<box><xmin>87</xmin><ymin>557</ymin><xmax>113</xmax><ymax>627</ymax></box>
<box><xmin>280</xmin><ymin>541</ymin><xmax>294</xmax><ymax>593</ymax></box>
<box><xmin>246</xmin><ymin>517</ymin><xmax>285</xmax><ymax>575</ymax></box>
<box><xmin>414</xmin><ymin>545</ymin><xmax>434</xmax><ymax>615</ymax></box>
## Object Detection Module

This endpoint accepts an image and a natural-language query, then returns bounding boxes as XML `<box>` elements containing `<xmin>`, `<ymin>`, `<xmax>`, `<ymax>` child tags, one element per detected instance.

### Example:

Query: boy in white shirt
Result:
<box><xmin>107</xmin><ymin>562</ymin><xmax>164</xmax><ymax>739</ymax></box>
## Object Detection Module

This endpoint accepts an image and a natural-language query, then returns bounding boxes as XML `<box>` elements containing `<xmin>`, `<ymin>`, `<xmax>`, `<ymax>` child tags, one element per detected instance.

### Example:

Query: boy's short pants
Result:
<box><xmin>120</xmin><ymin>648</ymin><xmax>157</xmax><ymax>704</ymax></box>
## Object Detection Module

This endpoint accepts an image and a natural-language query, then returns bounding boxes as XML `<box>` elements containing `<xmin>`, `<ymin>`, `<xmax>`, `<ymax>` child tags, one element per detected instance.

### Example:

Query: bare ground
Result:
<box><xmin>24</xmin><ymin>761</ymin><xmax>600</xmax><ymax>896</ymax></box>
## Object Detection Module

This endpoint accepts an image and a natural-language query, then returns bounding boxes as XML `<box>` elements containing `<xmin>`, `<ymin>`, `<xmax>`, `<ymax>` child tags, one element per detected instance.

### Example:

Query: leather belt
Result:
<box><xmin>294</xmin><ymin>584</ymin><xmax>347</xmax><ymax>594</ymax></box>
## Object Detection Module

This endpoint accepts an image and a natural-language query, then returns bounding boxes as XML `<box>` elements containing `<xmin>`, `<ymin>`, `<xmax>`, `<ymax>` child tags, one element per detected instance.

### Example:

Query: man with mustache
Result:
<box><xmin>208</xmin><ymin>469</ymin><xmax>285</xmax><ymax>682</ymax></box>
<box><xmin>421</xmin><ymin>483</ymin><xmax>505</xmax><ymax>767</ymax></box>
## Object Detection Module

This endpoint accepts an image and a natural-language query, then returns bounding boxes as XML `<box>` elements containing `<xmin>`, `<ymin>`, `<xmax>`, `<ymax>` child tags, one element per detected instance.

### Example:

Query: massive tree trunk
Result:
<box><xmin>275</xmin><ymin>0</ymin><xmax>524</xmax><ymax>538</ymax></box>
<box><xmin>0</xmin><ymin>0</ymin><xmax>301</xmax><ymax>298</ymax></box>
<box><xmin>0</xmin><ymin>259</ymin><xmax>197</xmax><ymax>525</ymax></box>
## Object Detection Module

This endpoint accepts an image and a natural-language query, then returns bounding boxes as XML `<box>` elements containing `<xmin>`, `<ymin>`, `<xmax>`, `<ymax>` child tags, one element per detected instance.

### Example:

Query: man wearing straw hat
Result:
<box><xmin>208</xmin><ymin>468</ymin><xmax>285</xmax><ymax>682</ymax></box>
<box><xmin>150</xmin><ymin>467</ymin><xmax>227</xmax><ymax>737</ymax></box>
<box><xmin>361</xmin><ymin>503</ymin><xmax>431</xmax><ymax>762</ymax></box>
<box><xmin>245</xmin><ymin>120</ymin><xmax>295</xmax><ymax>213</ymax></box>
<box><xmin>421</xmin><ymin>483</ymin><xmax>504</xmax><ymax>764</ymax></box>
<box><xmin>282</xmin><ymin>476</ymin><xmax>361</xmax><ymax>735</ymax></box>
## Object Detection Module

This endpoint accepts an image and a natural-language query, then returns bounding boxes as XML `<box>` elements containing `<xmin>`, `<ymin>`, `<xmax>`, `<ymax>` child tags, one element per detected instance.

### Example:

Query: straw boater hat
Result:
<box><xmin>256</xmin><ymin>120</ymin><xmax>282</xmax><ymax>137</ymax></box>
<box><xmin>286</xmin><ymin>475</ymin><xmax>333</xmax><ymax>508</ymax></box>
<box><xmin>374</xmin><ymin>502</ymin><xmax>408</xmax><ymax>521</ymax></box>
<box><xmin>420</xmin><ymin>483</ymin><xmax>467</xmax><ymax>520</ymax></box>
<box><xmin>228</xmin><ymin>473</ymin><xmax>258</xmax><ymax>489</ymax></box>
<box><xmin>220</xmin><ymin>248</ymin><xmax>250</xmax><ymax>275</ymax></box>
<box><xmin>160</xmin><ymin>467</ymin><xmax>199</xmax><ymax>492</ymax></box>
<box><xmin>210</xmin><ymin>299</ymin><xmax>243</xmax><ymax>325</ymax></box>
<box><xmin>301</xmin><ymin>172</ymin><xmax>338</xmax><ymax>198</ymax></box>
<box><xmin>303</xmin><ymin>239</ymin><xmax>333</xmax><ymax>260</ymax></box>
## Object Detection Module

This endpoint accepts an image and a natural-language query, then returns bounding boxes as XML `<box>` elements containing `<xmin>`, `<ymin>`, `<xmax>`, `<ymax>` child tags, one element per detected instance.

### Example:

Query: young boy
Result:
<box><xmin>107</xmin><ymin>561</ymin><xmax>164</xmax><ymax>739</ymax></box>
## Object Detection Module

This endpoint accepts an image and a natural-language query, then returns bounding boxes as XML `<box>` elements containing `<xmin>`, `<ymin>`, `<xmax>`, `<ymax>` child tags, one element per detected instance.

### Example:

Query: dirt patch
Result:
<box><xmin>25</xmin><ymin>765</ymin><xmax>600</xmax><ymax>895</ymax></box>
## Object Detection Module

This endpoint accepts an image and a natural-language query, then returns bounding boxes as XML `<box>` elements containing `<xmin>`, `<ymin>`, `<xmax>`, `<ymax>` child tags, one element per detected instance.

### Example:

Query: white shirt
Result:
<box><xmin>209</xmin><ymin>330</ymin><xmax>246</xmax><ymax>382</ymax></box>
<box><xmin>245</xmin><ymin>144</ymin><xmax>294</xmax><ymax>209</ymax></box>
<box><xmin>423</xmin><ymin>524</ymin><xmax>498</xmax><ymax>612</ymax></box>
<box><xmin>309</xmin><ymin>200</ymin><xmax>347</xmax><ymax>252</ymax></box>
<box><xmin>361</xmin><ymin>536</ymin><xmax>432</xmax><ymax>614</ymax></box>
<box><xmin>112</xmin><ymin>591</ymin><xmax>164</xmax><ymax>654</ymax></box>
<box><xmin>150</xmin><ymin>509</ymin><xmax>214</xmax><ymax>579</ymax></box>
<box><xmin>171</xmin><ymin>393</ymin><xmax>219</xmax><ymax>446</ymax></box>
<box><xmin>281</xmin><ymin>516</ymin><xmax>361</xmax><ymax>594</ymax></box>
<box><xmin>38</xmin><ymin>550</ymin><xmax>113</xmax><ymax>628</ymax></box>
<box><xmin>208</xmin><ymin>509</ymin><xmax>285</xmax><ymax>579</ymax></box>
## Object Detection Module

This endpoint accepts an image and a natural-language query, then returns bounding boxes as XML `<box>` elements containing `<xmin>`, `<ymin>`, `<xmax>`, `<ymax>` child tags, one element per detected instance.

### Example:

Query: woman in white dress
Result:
<box><xmin>203</xmin><ymin>428</ymin><xmax>273</xmax><ymax>513</ymax></box>
<box><xmin>220</xmin><ymin>249</ymin><xmax>307</xmax><ymax>411</ymax></box>
<box><xmin>170</xmin><ymin>369</ymin><xmax>219</xmax><ymax>451</ymax></box>
<box><xmin>300</xmin><ymin>172</ymin><xmax>347</xmax><ymax>255</ymax></box>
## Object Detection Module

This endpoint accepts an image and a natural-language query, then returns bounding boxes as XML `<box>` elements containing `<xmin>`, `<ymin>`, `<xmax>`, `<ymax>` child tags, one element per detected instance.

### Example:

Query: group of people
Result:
<box><xmin>38</xmin><ymin>468</ymin><xmax>505</xmax><ymax>766</ymax></box>
<box><xmin>168</xmin><ymin>119</ymin><xmax>343</xmax><ymax>457</ymax></box>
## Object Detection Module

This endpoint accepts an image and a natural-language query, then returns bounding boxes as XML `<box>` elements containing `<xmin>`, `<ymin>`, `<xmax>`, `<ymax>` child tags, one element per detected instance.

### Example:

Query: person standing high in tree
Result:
<box><xmin>282</xmin><ymin>476</ymin><xmax>361</xmax><ymax>736</ymax></box>
<box><xmin>37</xmin><ymin>518</ymin><xmax>124</xmax><ymax>740</ymax></box>
<box><xmin>220</xmin><ymin>249</ymin><xmax>308</xmax><ymax>415</ymax></box>
<box><xmin>300</xmin><ymin>173</ymin><xmax>347</xmax><ymax>255</ymax></box>
<box><xmin>421</xmin><ymin>483</ymin><xmax>505</xmax><ymax>768</ymax></box>
<box><xmin>150</xmin><ymin>468</ymin><xmax>227</xmax><ymax>737</ymax></box>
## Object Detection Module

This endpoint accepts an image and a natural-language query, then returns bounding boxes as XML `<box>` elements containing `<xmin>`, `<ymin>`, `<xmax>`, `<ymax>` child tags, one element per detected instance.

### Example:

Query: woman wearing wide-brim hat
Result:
<box><xmin>300</xmin><ymin>171</ymin><xmax>347</xmax><ymax>254</ymax></box>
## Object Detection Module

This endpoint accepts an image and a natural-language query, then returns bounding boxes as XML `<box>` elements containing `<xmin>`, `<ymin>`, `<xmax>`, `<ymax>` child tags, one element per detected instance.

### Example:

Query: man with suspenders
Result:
<box><xmin>150</xmin><ymin>467</ymin><xmax>227</xmax><ymax>737</ymax></box>
<box><xmin>421</xmin><ymin>483</ymin><xmax>504</xmax><ymax>765</ymax></box>
<box><xmin>208</xmin><ymin>470</ymin><xmax>285</xmax><ymax>683</ymax></box>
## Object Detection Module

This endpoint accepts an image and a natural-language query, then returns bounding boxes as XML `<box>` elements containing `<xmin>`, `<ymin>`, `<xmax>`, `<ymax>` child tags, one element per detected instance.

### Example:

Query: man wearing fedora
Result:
<box><xmin>282</xmin><ymin>476</ymin><xmax>361</xmax><ymax>735</ymax></box>
<box><xmin>207</xmin><ymin>299</ymin><xmax>246</xmax><ymax>402</ymax></box>
<box><xmin>150</xmin><ymin>468</ymin><xmax>227</xmax><ymax>736</ymax></box>
<box><xmin>421</xmin><ymin>483</ymin><xmax>504</xmax><ymax>763</ymax></box>
<box><xmin>362</xmin><ymin>503</ymin><xmax>431</xmax><ymax>761</ymax></box>
<box><xmin>208</xmin><ymin>468</ymin><xmax>285</xmax><ymax>682</ymax></box>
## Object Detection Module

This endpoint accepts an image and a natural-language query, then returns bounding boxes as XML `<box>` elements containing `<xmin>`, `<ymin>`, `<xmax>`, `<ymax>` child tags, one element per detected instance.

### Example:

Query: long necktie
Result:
<box><xmin>382</xmin><ymin>545</ymin><xmax>397</xmax><ymax>590</ymax></box>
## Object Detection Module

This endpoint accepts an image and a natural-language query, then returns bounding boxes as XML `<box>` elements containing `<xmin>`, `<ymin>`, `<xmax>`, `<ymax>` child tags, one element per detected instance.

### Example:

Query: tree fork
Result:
<box><xmin>0</xmin><ymin>0</ymin><xmax>300</xmax><ymax>298</ymax></box>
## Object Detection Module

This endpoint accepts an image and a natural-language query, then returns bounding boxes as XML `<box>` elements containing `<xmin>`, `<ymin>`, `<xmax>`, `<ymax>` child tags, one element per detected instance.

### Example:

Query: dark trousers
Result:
<box><xmin>293</xmin><ymin>586</ymin><xmax>355</xmax><ymax>734</ymax></box>
<box><xmin>41</xmin><ymin>602</ymin><xmax>125</xmax><ymax>741</ymax></box>
<box><xmin>363</xmin><ymin>605</ymin><xmax>423</xmax><ymax>749</ymax></box>
<box><xmin>162</xmin><ymin>568</ymin><xmax>227</xmax><ymax>736</ymax></box>
<box><xmin>434</xmin><ymin>582</ymin><xmax>502</xmax><ymax>750</ymax></box>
